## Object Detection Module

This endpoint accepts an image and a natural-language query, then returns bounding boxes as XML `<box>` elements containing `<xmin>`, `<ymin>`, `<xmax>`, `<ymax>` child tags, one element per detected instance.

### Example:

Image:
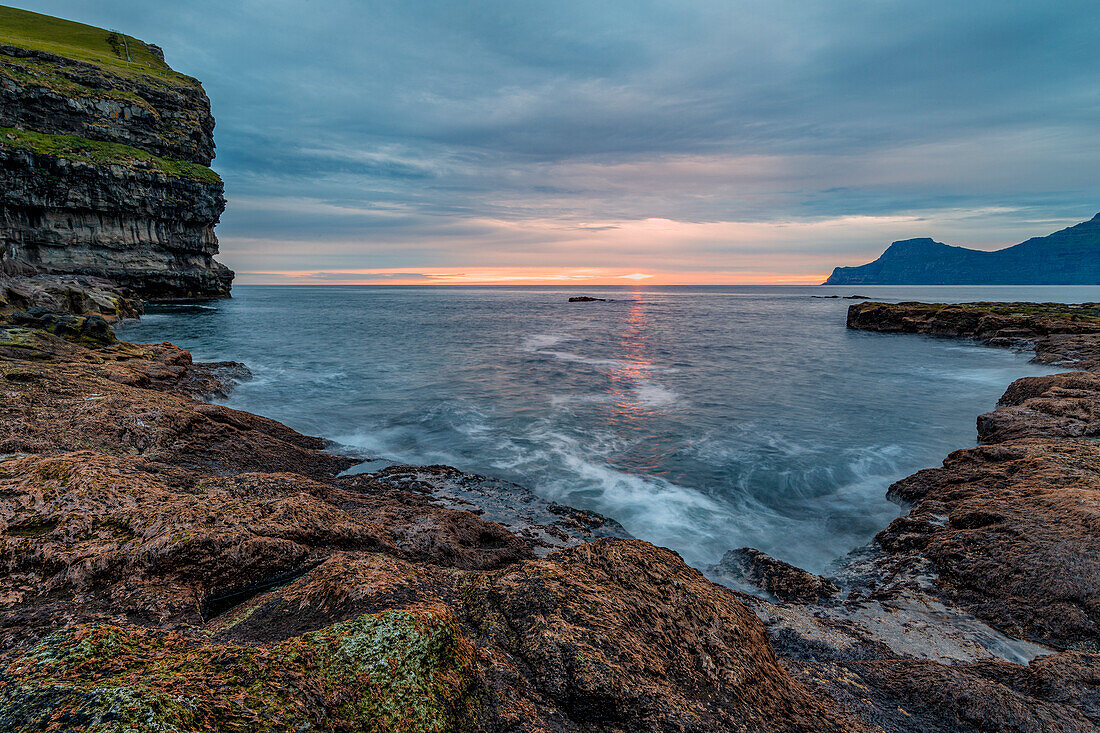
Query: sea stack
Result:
<box><xmin>0</xmin><ymin>6</ymin><xmax>232</xmax><ymax>299</ymax></box>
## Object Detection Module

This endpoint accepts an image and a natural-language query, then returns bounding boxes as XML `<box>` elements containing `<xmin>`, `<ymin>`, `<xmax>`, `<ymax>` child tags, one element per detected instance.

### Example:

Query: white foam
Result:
<box><xmin>522</xmin><ymin>333</ymin><xmax>571</xmax><ymax>350</ymax></box>
<box><xmin>548</xmin><ymin>393</ymin><xmax>615</xmax><ymax>408</ymax></box>
<box><xmin>634</xmin><ymin>382</ymin><xmax>679</xmax><ymax>407</ymax></box>
<box><xmin>538</xmin><ymin>350</ymin><xmax>628</xmax><ymax>368</ymax></box>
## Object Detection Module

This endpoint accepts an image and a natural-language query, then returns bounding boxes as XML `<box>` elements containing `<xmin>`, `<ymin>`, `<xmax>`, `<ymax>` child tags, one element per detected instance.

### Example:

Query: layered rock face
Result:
<box><xmin>0</xmin><ymin>8</ymin><xmax>231</xmax><ymax>299</ymax></box>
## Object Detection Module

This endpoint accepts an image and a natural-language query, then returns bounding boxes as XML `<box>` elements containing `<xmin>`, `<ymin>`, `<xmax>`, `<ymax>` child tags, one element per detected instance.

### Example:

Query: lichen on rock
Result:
<box><xmin>1</xmin><ymin>609</ymin><xmax>478</xmax><ymax>733</ymax></box>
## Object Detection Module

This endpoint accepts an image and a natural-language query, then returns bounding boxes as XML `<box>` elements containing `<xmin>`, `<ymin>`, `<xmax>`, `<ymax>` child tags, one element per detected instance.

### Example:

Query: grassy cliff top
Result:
<box><xmin>0</xmin><ymin>5</ymin><xmax>198</xmax><ymax>87</ymax></box>
<box><xmin>0</xmin><ymin>127</ymin><xmax>221</xmax><ymax>183</ymax></box>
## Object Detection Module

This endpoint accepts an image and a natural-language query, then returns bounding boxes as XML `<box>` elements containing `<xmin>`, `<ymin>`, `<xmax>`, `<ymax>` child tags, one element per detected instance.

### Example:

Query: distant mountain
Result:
<box><xmin>824</xmin><ymin>213</ymin><xmax>1100</xmax><ymax>285</ymax></box>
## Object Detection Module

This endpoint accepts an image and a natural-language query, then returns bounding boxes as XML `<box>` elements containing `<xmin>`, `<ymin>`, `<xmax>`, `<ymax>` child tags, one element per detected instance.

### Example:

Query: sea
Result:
<box><xmin>116</xmin><ymin>284</ymin><xmax>1100</xmax><ymax>574</ymax></box>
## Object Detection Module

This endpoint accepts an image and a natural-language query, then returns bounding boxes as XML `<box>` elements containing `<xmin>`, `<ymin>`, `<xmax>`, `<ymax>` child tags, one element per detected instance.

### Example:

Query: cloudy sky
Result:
<box><xmin>27</xmin><ymin>1</ymin><xmax>1100</xmax><ymax>283</ymax></box>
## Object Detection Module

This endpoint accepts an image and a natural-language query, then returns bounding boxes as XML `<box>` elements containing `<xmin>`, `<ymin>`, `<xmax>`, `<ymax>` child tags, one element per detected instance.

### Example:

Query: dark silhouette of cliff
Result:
<box><xmin>825</xmin><ymin>214</ymin><xmax>1100</xmax><ymax>285</ymax></box>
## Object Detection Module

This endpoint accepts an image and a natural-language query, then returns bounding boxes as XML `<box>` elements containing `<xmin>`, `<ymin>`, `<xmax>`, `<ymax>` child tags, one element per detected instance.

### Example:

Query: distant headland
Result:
<box><xmin>825</xmin><ymin>213</ymin><xmax>1100</xmax><ymax>285</ymax></box>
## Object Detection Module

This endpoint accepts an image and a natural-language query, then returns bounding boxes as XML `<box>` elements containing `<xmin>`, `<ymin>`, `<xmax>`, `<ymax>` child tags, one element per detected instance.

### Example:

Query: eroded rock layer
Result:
<box><xmin>0</xmin><ymin>8</ymin><xmax>231</xmax><ymax>299</ymax></box>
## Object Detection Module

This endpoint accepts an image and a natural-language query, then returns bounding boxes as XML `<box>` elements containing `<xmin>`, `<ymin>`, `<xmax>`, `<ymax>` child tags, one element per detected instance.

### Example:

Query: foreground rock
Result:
<box><xmin>0</xmin><ymin>320</ymin><xmax>868</xmax><ymax>732</ymax></box>
<box><xmin>2</xmin><ymin>303</ymin><xmax>1098</xmax><ymax>730</ymax></box>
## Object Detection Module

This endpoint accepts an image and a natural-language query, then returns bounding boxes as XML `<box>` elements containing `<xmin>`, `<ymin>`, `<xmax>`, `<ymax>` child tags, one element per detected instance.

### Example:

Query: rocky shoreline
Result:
<box><xmin>0</xmin><ymin>297</ymin><xmax>1098</xmax><ymax>731</ymax></box>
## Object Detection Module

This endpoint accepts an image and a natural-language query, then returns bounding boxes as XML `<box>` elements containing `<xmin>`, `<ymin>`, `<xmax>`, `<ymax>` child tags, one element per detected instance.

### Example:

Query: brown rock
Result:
<box><xmin>708</xmin><ymin>547</ymin><xmax>839</xmax><ymax>603</ymax></box>
<box><xmin>877</xmin><ymin>440</ymin><xmax>1100</xmax><ymax>649</ymax></box>
<box><xmin>798</xmin><ymin>652</ymin><xmax>1100</xmax><ymax>732</ymax></box>
<box><xmin>463</xmin><ymin>539</ymin><xmax>862</xmax><ymax>732</ymax></box>
<box><xmin>0</xmin><ymin>329</ymin><xmax>349</xmax><ymax>477</ymax></box>
<box><xmin>978</xmin><ymin>371</ymin><xmax>1100</xmax><ymax>442</ymax></box>
<box><xmin>846</xmin><ymin>301</ymin><xmax>1100</xmax><ymax>342</ymax></box>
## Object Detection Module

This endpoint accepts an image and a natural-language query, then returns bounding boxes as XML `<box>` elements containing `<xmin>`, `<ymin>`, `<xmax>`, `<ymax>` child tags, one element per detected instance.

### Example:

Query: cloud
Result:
<box><xmin>25</xmin><ymin>0</ymin><xmax>1100</xmax><ymax>279</ymax></box>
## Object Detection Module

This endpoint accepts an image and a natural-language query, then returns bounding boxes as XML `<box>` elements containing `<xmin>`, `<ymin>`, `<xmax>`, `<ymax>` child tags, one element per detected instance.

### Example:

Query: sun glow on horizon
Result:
<box><xmin>235</xmin><ymin>267</ymin><xmax>827</xmax><ymax>286</ymax></box>
<box><xmin>220</xmin><ymin>210</ymin><xmax>966</xmax><ymax>286</ymax></box>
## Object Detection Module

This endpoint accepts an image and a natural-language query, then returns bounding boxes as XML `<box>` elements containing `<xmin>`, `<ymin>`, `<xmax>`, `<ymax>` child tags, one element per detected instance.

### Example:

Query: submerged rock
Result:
<box><xmin>708</xmin><ymin>547</ymin><xmax>839</xmax><ymax>602</ymax></box>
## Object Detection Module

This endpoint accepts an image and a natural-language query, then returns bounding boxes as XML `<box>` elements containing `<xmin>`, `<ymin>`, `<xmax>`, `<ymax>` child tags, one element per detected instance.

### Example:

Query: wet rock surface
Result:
<box><xmin>1</xmin><ymin>304</ymin><xmax>1098</xmax><ymax>730</ymax></box>
<box><xmin>708</xmin><ymin>547</ymin><xmax>839</xmax><ymax>602</ymax></box>
<box><xmin>358</xmin><ymin>463</ymin><xmax>631</xmax><ymax>553</ymax></box>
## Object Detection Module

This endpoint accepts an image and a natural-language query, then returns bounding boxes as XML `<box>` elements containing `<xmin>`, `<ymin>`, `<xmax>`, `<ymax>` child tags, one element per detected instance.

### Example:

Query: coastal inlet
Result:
<box><xmin>116</xmin><ymin>284</ymin><xmax>1088</xmax><ymax>574</ymax></box>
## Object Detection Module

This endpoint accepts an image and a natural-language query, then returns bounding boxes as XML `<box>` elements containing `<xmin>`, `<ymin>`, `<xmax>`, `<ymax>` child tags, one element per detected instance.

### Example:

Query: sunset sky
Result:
<box><xmin>27</xmin><ymin>1</ymin><xmax>1100</xmax><ymax>285</ymax></box>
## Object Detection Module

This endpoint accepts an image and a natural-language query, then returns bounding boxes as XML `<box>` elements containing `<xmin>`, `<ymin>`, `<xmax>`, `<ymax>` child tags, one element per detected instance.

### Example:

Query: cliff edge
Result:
<box><xmin>0</xmin><ymin>6</ymin><xmax>231</xmax><ymax>299</ymax></box>
<box><xmin>825</xmin><ymin>213</ymin><xmax>1100</xmax><ymax>285</ymax></box>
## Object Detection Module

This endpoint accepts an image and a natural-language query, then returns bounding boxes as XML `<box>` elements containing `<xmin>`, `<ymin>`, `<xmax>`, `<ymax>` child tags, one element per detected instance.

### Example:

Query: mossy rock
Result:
<box><xmin>0</xmin><ymin>52</ymin><xmax>159</xmax><ymax>110</ymax></box>
<box><xmin>897</xmin><ymin>301</ymin><xmax>1100</xmax><ymax>323</ymax></box>
<box><xmin>0</xmin><ymin>127</ymin><xmax>220</xmax><ymax>183</ymax></box>
<box><xmin>0</xmin><ymin>326</ymin><xmax>53</xmax><ymax>359</ymax></box>
<box><xmin>1</xmin><ymin>609</ymin><xmax>478</xmax><ymax>732</ymax></box>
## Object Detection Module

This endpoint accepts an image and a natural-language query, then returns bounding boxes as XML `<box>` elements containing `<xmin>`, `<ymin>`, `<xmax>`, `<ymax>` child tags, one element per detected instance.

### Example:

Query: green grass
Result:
<box><xmin>0</xmin><ymin>126</ymin><xmax>221</xmax><ymax>183</ymax></box>
<box><xmin>0</xmin><ymin>5</ymin><xmax>197</xmax><ymax>87</ymax></box>
<box><xmin>0</xmin><ymin>50</ymin><xmax>156</xmax><ymax>108</ymax></box>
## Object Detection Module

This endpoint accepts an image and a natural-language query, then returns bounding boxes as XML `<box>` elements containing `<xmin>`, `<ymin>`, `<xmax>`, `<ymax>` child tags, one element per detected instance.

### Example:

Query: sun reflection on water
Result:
<box><xmin>606</xmin><ymin>289</ymin><xmax>675</xmax><ymax>475</ymax></box>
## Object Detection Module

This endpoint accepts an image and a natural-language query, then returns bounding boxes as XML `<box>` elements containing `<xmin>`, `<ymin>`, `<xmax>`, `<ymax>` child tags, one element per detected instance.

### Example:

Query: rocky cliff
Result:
<box><xmin>0</xmin><ymin>6</ymin><xmax>231</xmax><ymax>299</ymax></box>
<box><xmin>825</xmin><ymin>213</ymin><xmax>1100</xmax><ymax>285</ymax></box>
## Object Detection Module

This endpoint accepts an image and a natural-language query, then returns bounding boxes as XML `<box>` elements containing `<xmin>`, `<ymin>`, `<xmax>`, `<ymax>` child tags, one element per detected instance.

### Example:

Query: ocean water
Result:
<box><xmin>116</xmin><ymin>284</ymin><xmax>1100</xmax><ymax>574</ymax></box>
